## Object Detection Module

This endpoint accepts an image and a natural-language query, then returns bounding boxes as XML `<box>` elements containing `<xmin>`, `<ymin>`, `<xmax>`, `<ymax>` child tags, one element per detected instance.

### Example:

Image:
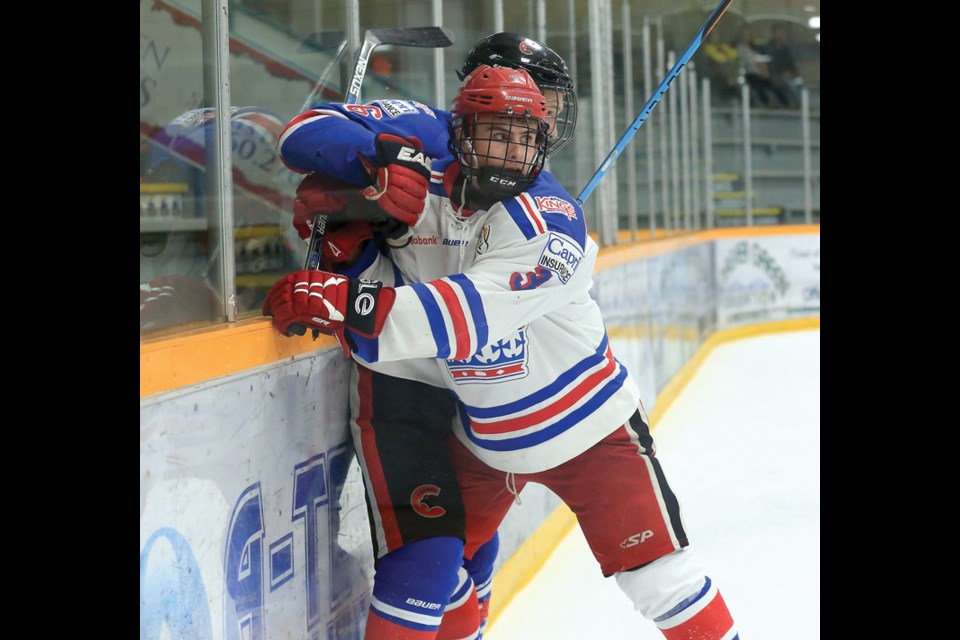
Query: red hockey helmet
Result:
<box><xmin>450</xmin><ymin>65</ymin><xmax>549</xmax><ymax>200</ymax></box>
<box><xmin>451</xmin><ymin>64</ymin><xmax>549</xmax><ymax>122</ymax></box>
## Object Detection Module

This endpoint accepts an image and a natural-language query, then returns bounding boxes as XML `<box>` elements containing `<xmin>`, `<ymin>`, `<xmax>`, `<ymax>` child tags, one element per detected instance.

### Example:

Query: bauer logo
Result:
<box><xmin>538</xmin><ymin>233</ymin><xmax>583</xmax><ymax>283</ymax></box>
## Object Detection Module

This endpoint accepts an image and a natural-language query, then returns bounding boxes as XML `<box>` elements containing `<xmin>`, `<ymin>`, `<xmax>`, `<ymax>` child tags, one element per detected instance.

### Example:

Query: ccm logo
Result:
<box><xmin>488</xmin><ymin>175</ymin><xmax>517</xmax><ymax>186</ymax></box>
<box><xmin>620</xmin><ymin>530</ymin><xmax>654</xmax><ymax>548</ymax></box>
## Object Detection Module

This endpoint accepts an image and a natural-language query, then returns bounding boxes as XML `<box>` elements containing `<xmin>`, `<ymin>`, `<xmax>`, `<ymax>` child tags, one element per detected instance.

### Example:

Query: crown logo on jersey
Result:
<box><xmin>448</xmin><ymin>327</ymin><xmax>529</xmax><ymax>384</ymax></box>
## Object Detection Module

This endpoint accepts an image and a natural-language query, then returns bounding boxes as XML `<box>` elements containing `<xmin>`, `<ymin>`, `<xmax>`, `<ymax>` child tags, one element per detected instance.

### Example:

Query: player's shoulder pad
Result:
<box><xmin>352</xmin><ymin>102</ymin><xmax>453</xmax><ymax>161</ymax></box>
<box><xmin>364</xmin><ymin>100</ymin><xmax>445</xmax><ymax>120</ymax></box>
<box><xmin>302</xmin><ymin>101</ymin><xmax>445</xmax><ymax>123</ymax></box>
<box><xmin>500</xmin><ymin>171</ymin><xmax>587</xmax><ymax>247</ymax></box>
<box><xmin>345</xmin><ymin>100</ymin><xmax>449</xmax><ymax>126</ymax></box>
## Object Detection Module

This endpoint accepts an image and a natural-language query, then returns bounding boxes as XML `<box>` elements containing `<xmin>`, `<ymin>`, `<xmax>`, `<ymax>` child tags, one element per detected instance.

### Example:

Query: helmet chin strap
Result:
<box><xmin>464</xmin><ymin>139</ymin><xmax>479</xmax><ymax>170</ymax></box>
<box><xmin>455</xmin><ymin>174</ymin><xmax>477</xmax><ymax>218</ymax></box>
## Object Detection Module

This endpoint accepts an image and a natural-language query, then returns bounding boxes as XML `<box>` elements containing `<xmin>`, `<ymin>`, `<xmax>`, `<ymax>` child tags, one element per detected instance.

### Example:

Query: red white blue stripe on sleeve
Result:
<box><xmin>458</xmin><ymin>337</ymin><xmax>629</xmax><ymax>451</ymax></box>
<box><xmin>410</xmin><ymin>274</ymin><xmax>488</xmax><ymax>360</ymax></box>
<box><xmin>504</xmin><ymin>193</ymin><xmax>548</xmax><ymax>240</ymax></box>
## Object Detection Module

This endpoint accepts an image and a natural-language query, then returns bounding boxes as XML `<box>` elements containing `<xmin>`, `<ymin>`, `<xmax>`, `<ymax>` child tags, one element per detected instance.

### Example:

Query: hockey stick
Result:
<box><xmin>346</xmin><ymin>27</ymin><xmax>455</xmax><ymax>105</ymax></box>
<box><xmin>289</xmin><ymin>26</ymin><xmax>455</xmax><ymax>337</ymax></box>
<box><xmin>299</xmin><ymin>38</ymin><xmax>349</xmax><ymax>114</ymax></box>
<box><xmin>576</xmin><ymin>0</ymin><xmax>733</xmax><ymax>205</ymax></box>
<box><xmin>302</xmin><ymin>26</ymin><xmax>454</xmax><ymax>271</ymax></box>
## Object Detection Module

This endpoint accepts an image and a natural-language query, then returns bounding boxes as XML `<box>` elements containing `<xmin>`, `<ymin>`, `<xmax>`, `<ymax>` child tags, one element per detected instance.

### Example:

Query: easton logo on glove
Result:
<box><xmin>396</xmin><ymin>145</ymin><xmax>432</xmax><ymax>172</ymax></box>
<box><xmin>360</xmin><ymin>133</ymin><xmax>432</xmax><ymax>227</ymax></box>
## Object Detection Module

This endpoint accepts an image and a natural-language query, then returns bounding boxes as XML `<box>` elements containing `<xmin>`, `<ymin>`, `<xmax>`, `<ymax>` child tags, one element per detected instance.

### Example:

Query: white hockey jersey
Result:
<box><xmin>347</xmin><ymin>160</ymin><xmax>642</xmax><ymax>474</ymax></box>
<box><xmin>278</xmin><ymin>99</ymin><xmax>642</xmax><ymax>473</ymax></box>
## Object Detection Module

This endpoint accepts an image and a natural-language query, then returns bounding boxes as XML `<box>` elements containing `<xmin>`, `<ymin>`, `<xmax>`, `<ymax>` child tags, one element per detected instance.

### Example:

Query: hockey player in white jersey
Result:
<box><xmin>275</xmin><ymin>34</ymin><xmax>580</xmax><ymax>640</ymax></box>
<box><xmin>264</xmin><ymin>64</ymin><xmax>739</xmax><ymax>640</ymax></box>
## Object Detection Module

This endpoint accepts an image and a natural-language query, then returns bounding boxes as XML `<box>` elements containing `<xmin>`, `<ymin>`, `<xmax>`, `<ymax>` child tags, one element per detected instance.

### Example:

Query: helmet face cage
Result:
<box><xmin>451</xmin><ymin>65</ymin><xmax>550</xmax><ymax>200</ymax></box>
<box><xmin>453</xmin><ymin>113</ymin><xmax>548</xmax><ymax>200</ymax></box>
<box><xmin>539</xmin><ymin>82</ymin><xmax>577</xmax><ymax>154</ymax></box>
<box><xmin>458</xmin><ymin>32</ymin><xmax>577</xmax><ymax>155</ymax></box>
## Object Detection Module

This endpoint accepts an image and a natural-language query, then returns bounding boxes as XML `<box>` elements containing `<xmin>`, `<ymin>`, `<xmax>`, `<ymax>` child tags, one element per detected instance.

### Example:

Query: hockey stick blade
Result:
<box><xmin>367</xmin><ymin>27</ymin><xmax>454</xmax><ymax>48</ymax></box>
<box><xmin>576</xmin><ymin>0</ymin><xmax>733</xmax><ymax>205</ymax></box>
<box><xmin>347</xmin><ymin>26</ymin><xmax>454</xmax><ymax>104</ymax></box>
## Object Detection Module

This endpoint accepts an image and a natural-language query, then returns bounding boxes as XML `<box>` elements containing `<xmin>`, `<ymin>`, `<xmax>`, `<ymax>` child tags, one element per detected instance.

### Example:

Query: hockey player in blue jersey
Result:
<box><xmin>274</xmin><ymin>34</ymin><xmax>579</xmax><ymax>640</ymax></box>
<box><xmin>264</xmin><ymin>62</ymin><xmax>740</xmax><ymax>640</ymax></box>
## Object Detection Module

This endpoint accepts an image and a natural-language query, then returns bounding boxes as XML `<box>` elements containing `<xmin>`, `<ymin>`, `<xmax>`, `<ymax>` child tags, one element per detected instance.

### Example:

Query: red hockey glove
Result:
<box><xmin>292</xmin><ymin>173</ymin><xmax>356</xmax><ymax>240</ymax></box>
<box><xmin>359</xmin><ymin>133</ymin><xmax>431</xmax><ymax>228</ymax></box>
<box><xmin>320</xmin><ymin>220</ymin><xmax>374</xmax><ymax>271</ymax></box>
<box><xmin>262</xmin><ymin>269</ymin><xmax>395</xmax><ymax>340</ymax></box>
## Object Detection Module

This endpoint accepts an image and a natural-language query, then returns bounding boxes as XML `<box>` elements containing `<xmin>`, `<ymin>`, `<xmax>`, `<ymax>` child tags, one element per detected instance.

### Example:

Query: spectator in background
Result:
<box><xmin>272</xmin><ymin>36</ymin><xmax>581</xmax><ymax>640</ymax></box>
<box><xmin>703</xmin><ymin>29</ymin><xmax>740</xmax><ymax>106</ymax></box>
<box><xmin>765</xmin><ymin>23</ymin><xmax>802</xmax><ymax>109</ymax></box>
<box><xmin>736</xmin><ymin>24</ymin><xmax>780</xmax><ymax>108</ymax></box>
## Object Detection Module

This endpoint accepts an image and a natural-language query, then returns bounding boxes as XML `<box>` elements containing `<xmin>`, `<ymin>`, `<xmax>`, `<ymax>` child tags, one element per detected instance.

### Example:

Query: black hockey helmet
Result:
<box><xmin>457</xmin><ymin>32</ymin><xmax>577</xmax><ymax>154</ymax></box>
